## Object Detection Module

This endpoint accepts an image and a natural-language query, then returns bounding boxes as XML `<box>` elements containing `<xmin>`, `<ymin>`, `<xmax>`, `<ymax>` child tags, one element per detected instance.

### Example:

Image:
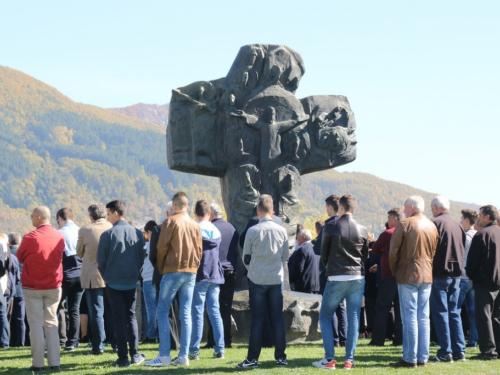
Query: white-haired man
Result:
<box><xmin>429</xmin><ymin>196</ymin><xmax>466</xmax><ymax>362</ymax></box>
<box><xmin>289</xmin><ymin>229</ymin><xmax>320</xmax><ymax>294</ymax></box>
<box><xmin>389</xmin><ymin>196</ymin><xmax>438</xmax><ymax>368</ymax></box>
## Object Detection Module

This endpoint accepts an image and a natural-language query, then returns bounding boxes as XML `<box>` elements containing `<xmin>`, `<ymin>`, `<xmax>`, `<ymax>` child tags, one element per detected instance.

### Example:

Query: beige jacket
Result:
<box><xmin>77</xmin><ymin>218</ymin><xmax>113</xmax><ymax>289</ymax></box>
<box><xmin>389</xmin><ymin>212</ymin><xmax>439</xmax><ymax>285</ymax></box>
<box><xmin>157</xmin><ymin>213</ymin><xmax>202</xmax><ymax>275</ymax></box>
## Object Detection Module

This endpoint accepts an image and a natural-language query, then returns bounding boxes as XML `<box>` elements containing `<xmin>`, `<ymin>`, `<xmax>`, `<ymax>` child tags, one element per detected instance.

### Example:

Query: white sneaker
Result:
<box><xmin>173</xmin><ymin>356</ymin><xmax>189</xmax><ymax>366</ymax></box>
<box><xmin>144</xmin><ymin>355</ymin><xmax>171</xmax><ymax>367</ymax></box>
<box><xmin>312</xmin><ymin>358</ymin><xmax>336</xmax><ymax>369</ymax></box>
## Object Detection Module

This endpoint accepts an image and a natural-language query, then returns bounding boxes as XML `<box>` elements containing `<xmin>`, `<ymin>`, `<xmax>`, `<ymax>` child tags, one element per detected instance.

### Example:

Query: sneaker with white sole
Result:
<box><xmin>173</xmin><ymin>356</ymin><xmax>189</xmax><ymax>366</ymax></box>
<box><xmin>131</xmin><ymin>354</ymin><xmax>145</xmax><ymax>365</ymax></box>
<box><xmin>214</xmin><ymin>351</ymin><xmax>225</xmax><ymax>359</ymax></box>
<box><xmin>144</xmin><ymin>355</ymin><xmax>171</xmax><ymax>367</ymax></box>
<box><xmin>189</xmin><ymin>352</ymin><xmax>199</xmax><ymax>360</ymax></box>
<box><xmin>344</xmin><ymin>360</ymin><xmax>355</xmax><ymax>370</ymax></box>
<box><xmin>237</xmin><ymin>358</ymin><xmax>258</xmax><ymax>368</ymax></box>
<box><xmin>312</xmin><ymin>358</ymin><xmax>336</xmax><ymax>369</ymax></box>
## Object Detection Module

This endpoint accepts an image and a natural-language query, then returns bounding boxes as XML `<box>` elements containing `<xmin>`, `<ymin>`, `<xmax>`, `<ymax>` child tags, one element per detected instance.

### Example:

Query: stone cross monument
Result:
<box><xmin>167</xmin><ymin>44</ymin><xmax>357</xmax><ymax>288</ymax></box>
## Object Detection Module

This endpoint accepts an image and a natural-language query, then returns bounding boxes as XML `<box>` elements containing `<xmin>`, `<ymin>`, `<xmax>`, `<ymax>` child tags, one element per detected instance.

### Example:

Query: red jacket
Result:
<box><xmin>17</xmin><ymin>224</ymin><xmax>65</xmax><ymax>290</ymax></box>
<box><xmin>372</xmin><ymin>227</ymin><xmax>395</xmax><ymax>280</ymax></box>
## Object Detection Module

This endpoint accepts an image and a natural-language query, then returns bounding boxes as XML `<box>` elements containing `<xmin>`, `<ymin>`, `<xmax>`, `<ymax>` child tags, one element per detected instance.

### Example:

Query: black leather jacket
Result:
<box><xmin>321</xmin><ymin>214</ymin><xmax>368</xmax><ymax>277</ymax></box>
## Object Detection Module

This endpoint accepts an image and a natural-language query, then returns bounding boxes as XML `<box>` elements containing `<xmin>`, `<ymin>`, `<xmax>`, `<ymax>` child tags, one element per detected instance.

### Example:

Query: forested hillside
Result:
<box><xmin>0</xmin><ymin>66</ymin><xmax>477</xmax><ymax>235</ymax></box>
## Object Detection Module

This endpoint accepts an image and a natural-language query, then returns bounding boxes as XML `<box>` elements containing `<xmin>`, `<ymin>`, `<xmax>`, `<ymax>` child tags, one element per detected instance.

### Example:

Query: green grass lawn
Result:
<box><xmin>0</xmin><ymin>339</ymin><xmax>496</xmax><ymax>374</ymax></box>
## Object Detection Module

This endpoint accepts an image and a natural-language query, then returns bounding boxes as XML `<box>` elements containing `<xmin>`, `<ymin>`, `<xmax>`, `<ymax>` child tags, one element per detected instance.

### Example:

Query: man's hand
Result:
<box><xmin>369</xmin><ymin>264</ymin><xmax>378</xmax><ymax>273</ymax></box>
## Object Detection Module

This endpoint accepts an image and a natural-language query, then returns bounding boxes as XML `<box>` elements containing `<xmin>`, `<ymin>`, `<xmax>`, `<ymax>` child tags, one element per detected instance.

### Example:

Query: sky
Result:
<box><xmin>1</xmin><ymin>0</ymin><xmax>499</xmax><ymax>208</ymax></box>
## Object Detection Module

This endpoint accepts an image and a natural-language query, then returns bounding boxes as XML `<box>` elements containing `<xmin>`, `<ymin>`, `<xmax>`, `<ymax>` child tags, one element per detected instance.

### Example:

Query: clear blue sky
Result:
<box><xmin>1</xmin><ymin>0</ymin><xmax>499</xmax><ymax>208</ymax></box>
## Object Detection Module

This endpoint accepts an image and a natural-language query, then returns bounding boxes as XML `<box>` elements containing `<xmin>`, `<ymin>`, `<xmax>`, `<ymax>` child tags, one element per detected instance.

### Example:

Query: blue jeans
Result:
<box><xmin>320</xmin><ymin>278</ymin><xmax>364</xmax><ymax>362</ymax></box>
<box><xmin>190</xmin><ymin>282</ymin><xmax>224</xmax><ymax>354</ymax></box>
<box><xmin>86</xmin><ymin>288</ymin><xmax>106</xmax><ymax>352</ymax></box>
<box><xmin>142</xmin><ymin>281</ymin><xmax>158</xmax><ymax>340</ymax></box>
<box><xmin>398</xmin><ymin>283</ymin><xmax>431</xmax><ymax>363</ymax></box>
<box><xmin>458</xmin><ymin>278</ymin><xmax>478</xmax><ymax>345</ymax></box>
<box><xmin>430</xmin><ymin>278</ymin><xmax>466</xmax><ymax>356</ymax></box>
<box><xmin>248</xmin><ymin>280</ymin><xmax>286</xmax><ymax>361</ymax></box>
<box><xmin>157</xmin><ymin>272</ymin><xmax>195</xmax><ymax>357</ymax></box>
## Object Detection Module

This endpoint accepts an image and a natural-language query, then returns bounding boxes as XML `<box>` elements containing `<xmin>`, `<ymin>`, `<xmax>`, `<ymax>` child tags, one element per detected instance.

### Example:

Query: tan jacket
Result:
<box><xmin>77</xmin><ymin>218</ymin><xmax>113</xmax><ymax>289</ymax></box>
<box><xmin>389</xmin><ymin>212</ymin><xmax>438</xmax><ymax>285</ymax></box>
<box><xmin>157</xmin><ymin>213</ymin><xmax>202</xmax><ymax>275</ymax></box>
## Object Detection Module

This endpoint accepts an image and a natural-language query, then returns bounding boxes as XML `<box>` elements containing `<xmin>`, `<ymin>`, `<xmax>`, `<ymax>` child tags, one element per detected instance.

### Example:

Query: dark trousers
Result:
<box><xmin>103</xmin><ymin>291</ymin><xmax>116</xmax><ymax>349</ymax></box>
<box><xmin>58</xmin><ymin>277</ymin><xmax>83</xmax><ymax>347</ymax></box>
<box><xmin>86</xmin><ymin>288</ymin><xmax>106</xmax><ymax>352</ymax></box>
<box><xmin>106</xmin><ymin>287</ymin><xmax>138</xmax><ymax>362</ymax></box>
<box><xmin>247</xmin><ymin>280</ymin><xmax>286</xmax><ymax>361</ymax></box>
<box><xmin>474</xmin><ymin>285</ymin><xmax>500</xmax><ymax>358</ymax></box>
<box><xmin>370</xmin><ymin>278</ymin><xmax>402</xmax><ymax>345</ymax></box>
<box><xmin>10</xmin><ymin>297</ymin><xmax>25</xmax><ymax>347</ymax></box>
<box><xmin>207</xmin><ymin>269</ymin><xmax>236</xmax><ymax>348</ymax></box>
<box><xmin>333</xmin><ymin>301</ymin><xmax>347</xmax><ymax>345</ymax></box>
<box><xmin>0</xmin><ymin>299</ymin><xmax>9</xmax><ymax>347</ymax></box>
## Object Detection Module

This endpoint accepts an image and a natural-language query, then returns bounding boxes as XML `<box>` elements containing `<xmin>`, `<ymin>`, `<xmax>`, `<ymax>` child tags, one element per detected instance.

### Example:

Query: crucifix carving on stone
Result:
<box><xmin>167</xmin><ymin>44</ymin><xmax>357</xmax><ymax>288</ymax></box>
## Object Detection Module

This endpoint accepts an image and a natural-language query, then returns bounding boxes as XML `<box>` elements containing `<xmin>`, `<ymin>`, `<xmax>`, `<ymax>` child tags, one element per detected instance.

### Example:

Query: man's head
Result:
<box><xmin>431</xmin><ymin>195</ymin><xmax>450</xmax><ymax>218</ymax></box>
<box><xmin>297</xmin><ymin>229</ymin><xmax>313</xmax><ymax>246</ymax></box>
<box><xmin>338</xmin><ymin>194</ymin><xmax>357</xmax><ymax>215</ymax></box>
<box><xmin>460</xmin><ymin>209</ymin><xmax>478</xmax><ymax>231</ymax></box>
<box><xmin>209</xmin><ymin>202</ymin><xmax>223</xmax><ymax>221</ymax></box>
<box><xmin>478</xmin><ymin>205</ymin><xmax>499</xmax><ymax>227</ymax></box>
<box><xmin>8</xmin><ymin>232</ymin><xmax>20</xmax><ymax>246</ymax></box>
<box><xmin>256</xmin><ymin>194</ymin><xmax>273</xmax><ymax>219</ymax></box>
<box><xmin>172</xmin><ymin>192</ymin><xmax>189</xmax><ymax>214</ymax></box>
<box><xmin>404</xmin><ymin>196</ymin><xmax>425</xmax><ymax>218</ymax></box>
<box><xmin>56</xmin><ymin>207</ymin><xmax>74</xmax><ymax>228</ymax></box>
<box><xmin>144</xmin><ymin>220</ymin><xmax>158</xmax><ymax>238</ymax></box>
<box><xmin>325</xmin><ymin>195</ymin><xmax>340</xmax><ymax>218</ymax></box>
<box><xmin>105</xmin><ymin>200</ymin><xmax>126</xmax><ymax>225</ymax></box>
<box><xmin>387</xmin><ymin>208</ymin><xmax>401</xmax><ymax>229</ymax></box>
<box><xmin>31</xmin><ymin>206</ymin><xmax>51</xmax><ymax>227</ymax></box>
<box><xmin>194</xmin><ymin>200</ymin><xmax>210</xmax><ymax>221</ymax></box>
<box><xmin>165</xmin><ymin>201</ymin><xmax>174</xmax><ymax>218</ymax></box>
<box><xmin>315</xmin><ymin>220</ymin><xmax>324</xmax><ymax>236</ymax></box>
<box><xmin>295</xmin><ymin>223</ymin><xmax>304</xmax><ymax>240</ymax></box>
<box><xmin>88</xmin><ymin>204</ymin><xmax>106</xmax><ymax>223</ymax></box>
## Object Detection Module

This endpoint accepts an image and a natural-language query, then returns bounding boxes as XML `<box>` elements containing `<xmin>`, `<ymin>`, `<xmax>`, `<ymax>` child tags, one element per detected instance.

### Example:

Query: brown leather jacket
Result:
<box><xmin>389</xmin><ymin>212</ymin><xmax>438</xmax><ymax>284</ymax></box>
<box><xmin>156</xmin><ymin>212</ymin><xmax>203</xmax><ymax>275</ymax></box>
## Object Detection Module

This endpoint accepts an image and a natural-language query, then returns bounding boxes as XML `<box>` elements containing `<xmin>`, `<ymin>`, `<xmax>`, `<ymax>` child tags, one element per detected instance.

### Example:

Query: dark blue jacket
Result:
<box><xmin>97</xmin><ymin>220</ymin><xmax>146</xmax><ymax>286</ymax></box>
<box><xmin>211</xmin><ymin>218</ymin><xmax>239</xmax><ymax>272</ymax></box>
<box><xmin>289</xmin><ymin>241</ymin><xmax>320</xmax><ymax>293</ymax></box>
<box><xmin>197</xmin><ymin>236</ymin><xmax>224</xmax><ymax>284</ymax></box>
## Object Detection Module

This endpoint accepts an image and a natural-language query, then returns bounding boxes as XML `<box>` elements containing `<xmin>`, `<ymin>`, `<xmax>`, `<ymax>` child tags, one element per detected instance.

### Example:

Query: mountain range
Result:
<box><xmin>0</xmin><ymin>65</ymin><xmax>477</xmax><ymax>235</ymax></box>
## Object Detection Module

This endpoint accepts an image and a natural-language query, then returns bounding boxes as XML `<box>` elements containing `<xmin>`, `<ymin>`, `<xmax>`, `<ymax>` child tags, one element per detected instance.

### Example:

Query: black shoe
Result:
<box><xmin>50</xmin><ymin>366</ymin><xmax>60</xmax><ymax>370</ymax></box>
<box><xmin>453</xmin><ymin>352</ymin><xmax>466</xmax><ymax>361</ymax></box>
<box><xmin>471</xmin><ymin>354</ymin><xmax>498</xmax><ymax>360</ymax></box>
<box><xmin>201</xmin><ymin>343</ymin><xmax>214</xmax><ymax>349</ymax></box>
<box><xmin>368</xmin><ymin>341</ymin><xmax>384</xmax><ymax>347</ymax></box>
<box><xmin>26</xmin><ymin>366</ymin><xmax>44</xmax><ymax>372</ymax></box>
<box><xmin>237</xmin><ymin>359</ymin><xmax>258</xmax><ymax>368</ymax></box>
<box><xmin>140</xmin><ymin>338</ymin><xmax>157</xmax><ymax>344</ymax></box>
<box><xmin>80</xmin><ymin>336</ymin><xmax>89</xmax><ymax>343</ymax></box>
<box><xmin>417</xmin><ymin>361</ymin><xmax>427</xmax><ymax>367</ymax></box>
<box><xmin>389</xmin><ymin>359</ymin><xmax>417</xmax><ymax>368</ymax></box>
<box><xmin>112</xmin><ymin>359</ymin><xmax>131</xmax><ymax>367</ymax></box>
<box><xmin>131</xmin><ymin>354</ymin><xmax>145</xmax><ymax>365</ymax></box>
<box><xmin>87</xmin><ymin>350</ymin><xmax>104</xmax><ymax>355</ymax></box>
<box><xmin>430</xmin><ymin>354</ymin><xmax>453</xmax><ymax>363</ymax></box>
<box><xmin>276</xmin><ymin>358</ymin><xmax>288</xmax><ymax>366</ymax></box>
<box><xmin>339</xmin><ymin>342</ymin><xmax>346</xmax><ymax>347</ymax></box>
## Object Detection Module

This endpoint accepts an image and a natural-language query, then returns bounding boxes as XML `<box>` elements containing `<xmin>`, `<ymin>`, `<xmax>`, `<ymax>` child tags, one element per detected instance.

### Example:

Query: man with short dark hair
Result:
<box><xmin>314</xmin><ymin>194</ymin><xmax>368</xmax><ymax>370</ymax></box>
<box><xmin>429</xmin><ymin>196</ymin><xmax>466</xmax><ymax>363</ymax></box>
<box><xmin>289</xmin><ymin>229</ymin><xmax>320</xmax><ymax>293</ymax></box>
<box><xmin>466</xmin><ymin>205</ymin><xmax>500</xmax><ymax>360</ymax></box>
<box><xmin>238</xmin><ymin>195</ymin><xmax>289</xmax><ymax>369</ymax></box>
<box><xmin>56</xmin><ymin>207</ymin><xmax>83</xmax><ymax>351</ymax></box>
<box><xmin>77</xmin><ymin>204</ymin><xmax>112</xmax><ymax>355</ymax></box>
<box><xmin>146</xmin><ymin>192</ymin><xmax>203</xmax><ymax>367</ymax></box>
<box><xmin>17</xmin><ymin>206</ymin><xmax>65</xmax><ymax>371</ymax></box>
<box><xmin>458</xmin><ymin>208</ymin><xmax>478</xmax><ymax>348</ymax></box>
<box><xmin>98</xmin><ymin>200</ymin><xmax>146</xmax><ymax>367</ymax></box>
<box><xmin>369</xmin><ymin>208</ymin><xmax>402</xmax><ymax>346</ymax></box>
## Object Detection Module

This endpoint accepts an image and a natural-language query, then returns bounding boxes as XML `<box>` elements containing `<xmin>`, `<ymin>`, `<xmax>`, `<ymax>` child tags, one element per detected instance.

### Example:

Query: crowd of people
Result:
<box><xmin>0</xmin><ymin>191</ymin><xmax>499</xmax><ymax>371</ymax></box>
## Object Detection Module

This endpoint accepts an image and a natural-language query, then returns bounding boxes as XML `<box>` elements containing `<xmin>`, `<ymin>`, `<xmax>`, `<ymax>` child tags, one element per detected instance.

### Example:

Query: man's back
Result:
<box><xmin>289</xmin><ymin>241</ymin><xmax>320</xmax><ymax>293</ymax></box>
<box><xmin>212</xmin><ymin>218</ymin><xmax>238</xmax><ymax>271</ymax></box>
<box><xmin>432</xmin><ymin>212</ymin><xmax>466</xmax><ymax>278</ymax></box>
<box><xmin>466</xmin><ymin>222</ymin><xmax>500</xmax><ymax>287</ymax></box>
<box><xmin>389</xmin><ymin>213</ymin><xmax>438</xmax><ymax>284</ymax></box>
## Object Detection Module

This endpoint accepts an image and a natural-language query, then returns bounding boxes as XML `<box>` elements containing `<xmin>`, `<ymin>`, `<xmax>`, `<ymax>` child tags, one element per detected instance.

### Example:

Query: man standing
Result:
<box><xmin>466</xmin><ymin>205</ymin><xmax>500</xmax><ymax>360</ymax></box>
<box><xmin>7</xmin><ymin>232</ymin><xmax>25</xmax><ymax>347</ymax></box>
<box><xmin>429</xmin><ymin>196</ymin><xmax>466</xmax><ymax>362</ymax></box>
<box><xmin>145</xmin><ymin>192</ymin><xmax>202</xmax><ymax>367</ymax></box>
<box><xmin>313</xmin><ymin>194</ymin><xmax>347</xmax><ymax>347</ymax></box>
<box><xmin>0</xmin><ymin>234</ymin><xmax>9</xmax><ymax>349</ymax></box>
<box><xmin>206</xmin><ymin>202</ymin><xmax>239</xmax><ymax>349</ymax></box>
<box><xmin>97</xmin><ymin>200</ymin><xmax>146</xmax><ymax>367</ymax></box>
<box><xmin>189</xmin><ymin>200</ymin><xmax>225</xmax><ymax>359</ymax></box>
<box><xmin>389</xmin><ymin>196</ymin><xmax>438</xmax><ymax>368</ymax></box>
<box><xmin>313</xmin><ymin>194</ymin><xmax>368</xmax><ymax>370</ymax></box>
<box><xmin>56</xmin><ymin>208</ymin><xmax>83</xmax><ymax>352</ymax></box>
<box><xmin>458</xmin><ymin>209</ymin><xmax>478</xmax><ymax>348</ymax></box>
<box><xmin>370</xmin><ymin>208</ymin><xmax>402</xmax><ymax>346</ymax></box>
<box><xmin>77</xmin><ymin>204</ymin><xmax>112</xmax><ymax>355</ymax></box>
<box><xmin>289</xmin><ymin>229</ymin><xmax>320</xmax><ymax>293</ymax></box>
<box><xmin>237</xmin><ymin>195</ymin><xmax>289</xmax><ymax>368</ymax></box>
<box><xmin>16</xmin><ymin>206</ymin><xmax>65</xmax><ymax>371</ymax></box>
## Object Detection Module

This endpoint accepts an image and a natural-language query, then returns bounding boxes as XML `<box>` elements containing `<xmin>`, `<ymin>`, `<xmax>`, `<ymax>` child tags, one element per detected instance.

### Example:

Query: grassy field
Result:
<box><xmin>0</xmin><ymin>340</ymin><xmax>496</xmax><ymax>374</ymax></box>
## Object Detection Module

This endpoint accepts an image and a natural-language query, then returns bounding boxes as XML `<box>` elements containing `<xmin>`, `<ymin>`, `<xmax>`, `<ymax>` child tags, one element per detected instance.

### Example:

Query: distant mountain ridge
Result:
<box><xmin>0</xmin><ymin>65</ymin><xmax>478</xmax><ymax>235</ymax></box>
<box><xmin>110</xmin><ymin>103</ymin><xmax>169</xmax><ymax>126</ymax></box>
